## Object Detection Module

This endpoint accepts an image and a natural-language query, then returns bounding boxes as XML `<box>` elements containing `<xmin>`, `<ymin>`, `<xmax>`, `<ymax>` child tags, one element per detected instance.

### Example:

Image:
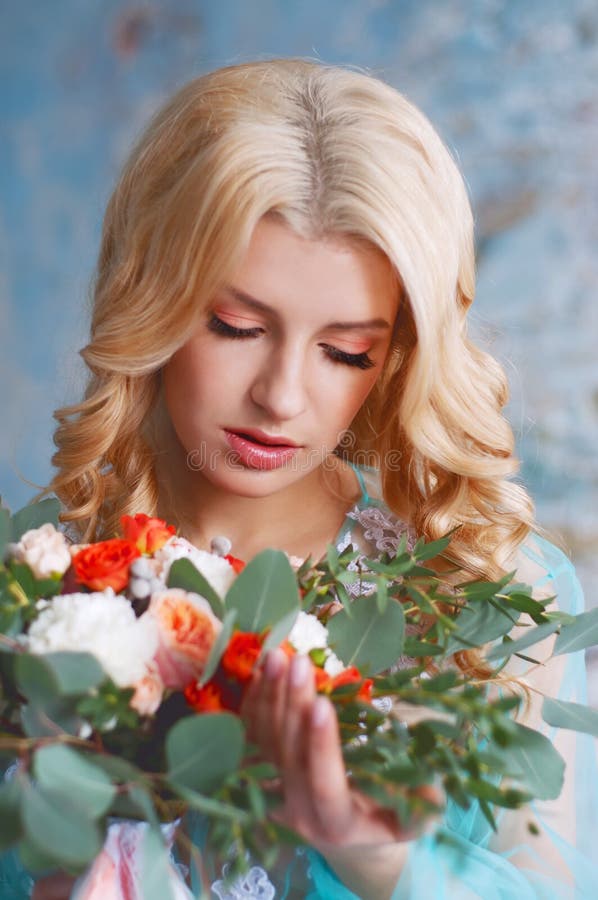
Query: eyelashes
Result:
<box><xmin>206</xmin><ymin>314</ymin><xmax>375</xmax><ymax>370</ymax></box>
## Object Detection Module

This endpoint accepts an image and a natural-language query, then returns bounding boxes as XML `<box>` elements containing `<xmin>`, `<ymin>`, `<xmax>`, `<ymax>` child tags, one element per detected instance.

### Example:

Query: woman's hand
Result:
<box><xmin>240</xmin><ymin>648</ymin><xmax>437</xmax><ymax>851</ymax></box>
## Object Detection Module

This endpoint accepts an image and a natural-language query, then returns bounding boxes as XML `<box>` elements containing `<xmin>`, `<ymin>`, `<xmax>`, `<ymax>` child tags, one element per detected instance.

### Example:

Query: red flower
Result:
<box><xmin>120</xmin><ymin>514</ymin><xmax>176</xmax><ymax>554</ymax></box>
<box><xmin>330</xmin><ymin>666</ymin><xmax>373</xmax><ymax>703</ymax></box>
<box><xmin>224</xmin><ymin>553</ymin><xmax>245</xmax><ymax>574</ymax></box>
<box><xmin>184</xmin><ymin>680</ymin><xmax>229</xmax><ymax>713</ymax></box>
<box><xmin>71</xmin><ymin>539</ymin><xmax>140</xmax><ymax>592</ymax></box>
<box><xmin>314</xmin><ymin>667</ymin><xmax>333</xmax><ymax>692</ymax></box>
<box><xmin>221</xmin><ymin>631</ymin><xmax>263</xmax><ymax>683</ymax></box>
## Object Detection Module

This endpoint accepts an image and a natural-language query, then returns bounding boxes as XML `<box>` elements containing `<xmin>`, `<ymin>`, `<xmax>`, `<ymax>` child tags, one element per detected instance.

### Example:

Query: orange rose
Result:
<box><xmin>330</xmin><ymin>665</ymin><xmax>373</xmax><ymax>703</ymax></box>
<box><xmin>184</xmin><ymin>679</ymin><xmax>229</xmax><ymax>713</ymax></box>
<box><xmin>221</xmin><ymin>631</ymin><xmax>263</xmax><ymax>683</ymax></box>
<box><xmin>314</xmin><ymin>667</ymin><xmax>333</xmax><ymax>693</ymax></box>
<box><xmin>223</xmin><ymin>553</ymin><xmax>245</xmax><ymax>574</ymax></box>
<box><xmin>150</xmin><ymin>589</ymin><xmax>222</xmax><ymax>689</ymax></box>
<box><xmin>120</xmin><ymin>514</ymin><xmax>176</xmax><ymax>554</ymax></box>
<box><xmin>71</xmin><ymin>539</ymin><xmax>140</xmax><ymax>592</ymax></box>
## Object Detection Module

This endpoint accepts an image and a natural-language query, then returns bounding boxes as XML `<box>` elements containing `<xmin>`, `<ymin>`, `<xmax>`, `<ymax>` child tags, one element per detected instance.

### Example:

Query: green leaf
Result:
<box><xmin>167</xmin><ymin>558</ymin><xmax>225</xmax><ymax>616</ymax></box>
<box><xmin>260</xmin><ymin>606</ymin><xmax>299</xmax><ymax>658</ymax></box>
<box><xmin>21</xmin><ymin>776</ymin><xmax>102</xmax><ymax>868</ymax></box>
<box><xmin>16</xmin><ymin>837</ymin><xmax>58</xmax><ymax>875</ymax></box>
<box><xmin>140</xmin><ymin>826</ymin><xmax>177</xmax><ymax>900</ymax></box>
<box><xmin>16</xmin><ymin>652</ymin><xmax>106</xmax><ymax>702</ymax></box>
<box><xmin>21</xmin><ymin>698</ymin><xmax>81</xmax><ymax>737</ymax></box>
<box><xmin>496</xmin><ymin>723</ymin><xmax>565</xmax><ymax>800</ymax></box>
<box><xmin>327</xmin><ymin>595</ymin><xmax>405</xmax><ymax>674</ymax></box>
<box><xmin>34</xmin><ymin>745</ymin><xmax>116</xmax><ymax>819</ymax></box>
<box><xmin>375</xmin><ymin>577</ymin><xmax>388</xmax><ymax>614</ymax></box>
<box><xmin>412</xmin><ymin>534</ymin><xmax>452</xmax><ymax>561</ymax></box>
<box><xmin>166</xmin><ymin>713</ymin><xmax>244</xmax><ymax>794</ymax></box>
<box><xmin>446</xmin><ymin>598</ymin><xmax>521</xmax><ymax>654</ymax></box>
<box><xmin>199</xmin><ymin>608</ymin><xmax>237</xmax><ymax>686</ymax></box>
<box><xmin>10</xmin><ymin>498</ymin><xmax>61</xmax><ymax>541</ymax></box>
<box><xmin>224</xmin><ymin>550</ymin><xmax>300</xmax><ymax>633</ymax></box>
<box><xmin>542</xmin><ymin>697</ymin><xmax>598</xmax><ymax>738</ymax></box>
<box><xmin>0</xmin><ymin>508</ymin><xmax>11</xmax><ymax>560</ymax></box>
<box><xmin>168</xmin><ymin>782</ymin><xmax>252</xmax><ymax>823</ymax></box>
<box><xmin>402</xmin><ymin>638</ymin><xmax>444</xmax><ymax>657</ymax></box>
<box><xmin>484</xmin><ymin>621</ymin><xmax>560</xmax><ymax>661</ymax></box>
<box><xmin>553</xmin><ymin>608</ymin><xmax>598</xmax><ymax>655</ymax></box>
<box><xmin>0</xmin><ymin>774</ymin><xmax>23</xmax><ymax>850</ymax></box>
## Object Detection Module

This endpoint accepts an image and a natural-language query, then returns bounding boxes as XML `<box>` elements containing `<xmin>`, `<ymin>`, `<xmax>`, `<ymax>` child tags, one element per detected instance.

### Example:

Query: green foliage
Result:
<box><xmin>327</xmin><ymin>594</ymin><xmax>405</xmax><ymax>673</ymax></box>
<box><xmin>34</xmin><ymin>745</ymin><xmax>116</xmax><ymax>818</ymax></box>
<box><xmin>200</xmin><ymin>608</ymin><xmax>238</xmax><ymax>686</ymax></box>
<box><xmin>16</xmin><ymin>651</ymin><xmax>106</xmax><ymax>701</ymax></box>
<box><xmin>21</xmin><ymin>774</ymin><xmax>102</xmax><ymax>869</ymax></box>
<box><xmin>0</xmin><ymin>775</ymin><xmax>24</xmax><ymax>851</ymax></box>
<box><xmin>542</xmin><ymin>697</ymin><xmax>598</xmax><ymax>738</ymax></box>
<box><xmin>140</xmin><ymin>826</ymin><xmax>178</xmax><ymax>900</ymax></box>
<box><xmin>224</xmin><ymin>549</ymin><xmax>300</xmax><ymax>632</ymax></box>
<box><xmin>1</xmin><ymin>497</ymin><xmax>597</xmax><ymax>879</ymax></box>
<box><xmin>10</xmin><ymin>498</ymin><xmax>61</xmax><ymax>541</ymax></box>
<box><xmin>166</xmin><ymin>713</ymin><xmax>244</xmax><ymax>794</ymax></box>
<box><xmin>553</xmin><ymin>607</ymin><xmax>598</xmax><ymax>655</ymax></box>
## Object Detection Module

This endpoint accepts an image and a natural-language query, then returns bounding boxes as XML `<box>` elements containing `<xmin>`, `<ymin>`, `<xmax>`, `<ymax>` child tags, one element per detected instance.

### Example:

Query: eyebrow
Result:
<box><xmin>221</xmin><ymin>286</ymin><xmax>391</xmax><ymax>331</ymax></box>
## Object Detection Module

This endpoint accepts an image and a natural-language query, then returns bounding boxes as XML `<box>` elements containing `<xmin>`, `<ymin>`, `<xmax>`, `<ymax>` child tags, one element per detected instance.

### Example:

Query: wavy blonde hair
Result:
<box><xmin>43</xmin><ymin>58</ymin><xmax>534</xmax><ymax>581</ymax></box>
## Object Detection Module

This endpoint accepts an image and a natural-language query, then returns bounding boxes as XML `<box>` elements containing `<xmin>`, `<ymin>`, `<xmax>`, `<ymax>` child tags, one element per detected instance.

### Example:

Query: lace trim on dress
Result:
<box><xmin>211</xmin><ymin>864</ymin><xmax>276</xmax><ymax>899</ymax></box>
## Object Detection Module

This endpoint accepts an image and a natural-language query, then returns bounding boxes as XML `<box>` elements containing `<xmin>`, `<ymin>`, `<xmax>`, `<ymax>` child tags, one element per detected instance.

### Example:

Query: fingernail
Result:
<box><xmin>265</xmin><ymin>648</ymin><xmax>284</xmax><ymax>679</ymax></box>
<box><xmin>290</xmin><ymin>653</ymin><xmax>311</xmax><ymax>687</ymax></box>
<box><xmin>312</xmin><ymin>696</ymin><xmax>330</xmax><ymax>728</ymax></box>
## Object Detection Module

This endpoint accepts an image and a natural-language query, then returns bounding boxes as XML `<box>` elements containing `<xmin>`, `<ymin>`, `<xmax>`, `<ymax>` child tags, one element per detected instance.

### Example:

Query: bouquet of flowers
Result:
<box><xmin>0</xmin><ymin>497</ymin><xmax>597</xmax><ymax>898</ymax></box>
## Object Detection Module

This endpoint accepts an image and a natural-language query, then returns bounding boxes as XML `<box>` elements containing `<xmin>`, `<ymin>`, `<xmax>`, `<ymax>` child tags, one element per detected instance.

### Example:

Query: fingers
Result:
<box><xmin>280</xmin><ymin>654</ymin><xmax>314</xmax><ymax>771</ymax></box>
<box><xmin>241</xmin><ymin>647</ymin><xmax>289</xmax><ymax>763</ymax></box>
<box><xmin>305</xmin><ymin>695</ymin><xmax>353</xmax><ymax>839</ymax></box>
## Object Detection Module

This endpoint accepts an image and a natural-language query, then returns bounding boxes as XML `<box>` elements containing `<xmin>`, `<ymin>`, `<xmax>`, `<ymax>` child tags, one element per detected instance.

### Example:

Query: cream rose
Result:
<box><xmin>8</xmin><ymin>523</ymin><xmax>71</xmax><ymax>579</ymax></box>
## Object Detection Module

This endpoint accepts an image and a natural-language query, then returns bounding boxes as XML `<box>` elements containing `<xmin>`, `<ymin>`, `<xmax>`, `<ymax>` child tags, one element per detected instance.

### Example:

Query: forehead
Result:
<box><xmin>223</xmin><ymin>217</ymin><xmax>399</xmax><ymax>328</ymax></box>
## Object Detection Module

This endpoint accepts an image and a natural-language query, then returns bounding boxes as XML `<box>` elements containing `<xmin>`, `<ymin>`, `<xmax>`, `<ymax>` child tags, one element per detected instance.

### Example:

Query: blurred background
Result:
<box><xmin>1</xmin><ymin>1</ymin><xmax>596</xmax><ymax>693</ymax></box>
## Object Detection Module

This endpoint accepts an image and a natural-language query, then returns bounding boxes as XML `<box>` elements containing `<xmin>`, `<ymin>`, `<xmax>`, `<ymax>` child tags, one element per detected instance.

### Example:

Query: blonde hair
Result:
<box><xmin>44</xmin><ymin>58</ymin><xmax>534</xmax><ymax>580</ymax></box>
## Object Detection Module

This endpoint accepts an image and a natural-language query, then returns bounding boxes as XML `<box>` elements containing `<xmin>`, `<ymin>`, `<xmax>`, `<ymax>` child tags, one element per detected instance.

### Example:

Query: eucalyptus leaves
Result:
<box><xmin>0</xmin><ymin>497</ymin><xmax>597</xmax><ymax>897</ymax></box>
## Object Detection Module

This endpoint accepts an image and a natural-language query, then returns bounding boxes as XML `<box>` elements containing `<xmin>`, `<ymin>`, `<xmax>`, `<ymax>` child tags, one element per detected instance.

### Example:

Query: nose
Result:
<box><xmin>249</xmin><ymin>343</ymin><xmax>307</xmax><ymax>422</ymax></box>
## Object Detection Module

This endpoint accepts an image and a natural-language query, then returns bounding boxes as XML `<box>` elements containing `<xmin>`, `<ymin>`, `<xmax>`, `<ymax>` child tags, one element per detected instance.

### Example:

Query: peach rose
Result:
<box><xmin>120</xmin><ymin>514</ymin><xmax>176</xmax><ymax>554</ymax></box>
<box><xmin>130</xmin><ymin>665</ymin><xmax>164</xmax><ymax>716</ymax></box>
<box><xmin>149</xmin><ymin>589</ymin><xmax>221</xmax><ymax>689</ymax></box>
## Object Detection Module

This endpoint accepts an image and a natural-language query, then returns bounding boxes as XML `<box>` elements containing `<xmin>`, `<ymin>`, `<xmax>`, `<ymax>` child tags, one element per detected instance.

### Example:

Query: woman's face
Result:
<box><xmin>162</xmin><ymin>217</ymin><xmax>399</xmax><ymax>497</ymax></box>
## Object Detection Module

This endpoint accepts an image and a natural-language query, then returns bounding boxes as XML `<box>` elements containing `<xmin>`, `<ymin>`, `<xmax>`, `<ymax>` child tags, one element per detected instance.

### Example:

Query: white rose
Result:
<box><xmin>154</xmin><ymin>536</ymin><xmax>236</xmax><ymax>598</ymax></box>
<box><xmin>288</xmin><ymin>611</ymin><xmax>329</xmax><ymax>655</ymax></box>
<box><xmin>26</xmin><ymin>589</ymin><xmax>159</xmax><ymax>688</ymax></box>
<box><xmin>9</xmin><ymin>523</ymin><xmax>71</xmax><ymax>579</ymax></box>
<box><xmin>323</xmin><ymin>650</ymin><xmax>345</xmax><ymax>677</ymax></box>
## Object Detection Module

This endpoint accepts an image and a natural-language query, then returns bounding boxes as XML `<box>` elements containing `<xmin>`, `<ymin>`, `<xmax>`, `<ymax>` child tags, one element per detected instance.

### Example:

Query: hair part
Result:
<box><xmin>42</xmin><ymin>58</ymin><xmax>534</xmax><ymax>598</ymax></box>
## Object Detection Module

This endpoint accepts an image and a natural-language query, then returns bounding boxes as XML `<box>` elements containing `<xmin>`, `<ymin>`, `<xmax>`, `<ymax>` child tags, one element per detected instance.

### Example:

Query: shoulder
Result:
<box><xmin>338</xmin><ymin>464</ymin><xmax>416</xmax><ymax>558</ymax></box>
<box><xmin>504</xmin><ymin>532</ymin><xmax>584</xmax><ymax>616</ymax></box>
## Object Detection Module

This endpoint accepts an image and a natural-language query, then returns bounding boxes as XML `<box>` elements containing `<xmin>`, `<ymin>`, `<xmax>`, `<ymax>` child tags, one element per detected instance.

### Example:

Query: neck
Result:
<box><xmin>154</xmin><ymin>427</ymin><xmax>361</xmax><ymax>562</ymax></box>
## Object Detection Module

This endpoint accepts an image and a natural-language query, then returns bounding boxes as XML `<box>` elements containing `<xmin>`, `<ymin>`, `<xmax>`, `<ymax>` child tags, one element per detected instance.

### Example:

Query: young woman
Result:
<box><xmin>4</xmin><ymin>58</ymin><xmax>596</xmax><ymax>899</ymax></box>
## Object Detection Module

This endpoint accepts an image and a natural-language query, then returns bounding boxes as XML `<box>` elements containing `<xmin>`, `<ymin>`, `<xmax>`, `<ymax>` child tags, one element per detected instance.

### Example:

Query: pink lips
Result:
<box><xmin>224</xmin><ymin>430</ymin><xmax>300</xmax><ymax>471</ymax></box>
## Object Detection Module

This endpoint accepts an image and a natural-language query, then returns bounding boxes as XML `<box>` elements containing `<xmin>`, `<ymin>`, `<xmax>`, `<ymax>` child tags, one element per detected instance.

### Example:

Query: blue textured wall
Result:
<box><xmin>2</xmin><ymin>1</ymin><xmax>597</xmax><ymax>610</ymax></box>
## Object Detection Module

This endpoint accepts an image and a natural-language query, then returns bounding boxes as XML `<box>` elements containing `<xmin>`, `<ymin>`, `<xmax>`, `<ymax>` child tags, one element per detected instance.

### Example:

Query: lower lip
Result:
<box><xmin>223</xmin><ymin>430</ymin><xmax>300</xmax><ymax>471</ymax></box>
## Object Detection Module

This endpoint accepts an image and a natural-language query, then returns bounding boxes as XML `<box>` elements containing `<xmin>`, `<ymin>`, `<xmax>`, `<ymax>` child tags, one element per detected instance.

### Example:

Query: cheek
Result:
<box><xmin>321</xmin><ymin>369</ymin><xmax>380</xmax><ymax>432</ymax></box>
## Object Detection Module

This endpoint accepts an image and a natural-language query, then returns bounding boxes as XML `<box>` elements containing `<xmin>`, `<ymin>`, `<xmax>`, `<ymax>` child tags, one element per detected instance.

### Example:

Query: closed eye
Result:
<box><xmin>206</xmin><ymin>314</ymin><xmax>375</xmax><ymax>370</ymax></box>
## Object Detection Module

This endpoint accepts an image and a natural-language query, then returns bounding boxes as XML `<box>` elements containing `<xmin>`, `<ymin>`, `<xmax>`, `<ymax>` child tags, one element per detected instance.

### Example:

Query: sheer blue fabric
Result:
<box><xmin>2</xmin><ymin>464</ymin><xmax>596</xmax><ymax>898</ymax></box>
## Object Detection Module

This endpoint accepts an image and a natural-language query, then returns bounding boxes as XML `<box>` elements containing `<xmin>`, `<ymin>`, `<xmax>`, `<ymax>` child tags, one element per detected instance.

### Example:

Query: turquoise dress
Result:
<box><xmin>2</xmin><ymin>463</ymin><xmax>597</xmax><ymax>898</ymax></box>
